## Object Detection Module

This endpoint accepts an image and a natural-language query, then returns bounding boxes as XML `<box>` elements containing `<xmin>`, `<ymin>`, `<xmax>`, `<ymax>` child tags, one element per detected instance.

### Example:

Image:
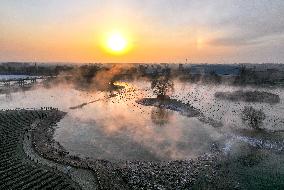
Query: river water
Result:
<box><xmin>0</xmin><ymin>79</ymin><xmax>283</xmax><ymax>161</ymax></box>
<box><xmin>1</xmin><ymin>77</ymin><xmax>283</xmax><ymax>188</ymax></box>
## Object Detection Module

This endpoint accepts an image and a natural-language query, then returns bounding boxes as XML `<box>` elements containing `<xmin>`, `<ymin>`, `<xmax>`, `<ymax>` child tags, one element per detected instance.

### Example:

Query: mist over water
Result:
<box><xmin>0</xmin><ymin>80</ymin><xmax>283</xmax><ymax>161</ymax></box>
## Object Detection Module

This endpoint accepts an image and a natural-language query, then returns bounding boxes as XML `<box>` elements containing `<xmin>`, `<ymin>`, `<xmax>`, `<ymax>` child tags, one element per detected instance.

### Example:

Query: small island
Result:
<box><xmin>215</xmin><ymin>90</ymin><xmax>280</xmax><ymax>104</ymax></box>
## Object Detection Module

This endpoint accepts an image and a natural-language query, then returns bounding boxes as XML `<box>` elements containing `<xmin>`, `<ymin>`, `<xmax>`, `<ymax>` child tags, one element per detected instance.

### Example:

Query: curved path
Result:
<box><xmin>0</xmin><ymin>110</ymin><xmax>79</xmax><ymax>189</ymax></box>
<box><xmin>23</xmin><ymin>119</ymin><xmax>99</xmax><ymax>190</ymax></box>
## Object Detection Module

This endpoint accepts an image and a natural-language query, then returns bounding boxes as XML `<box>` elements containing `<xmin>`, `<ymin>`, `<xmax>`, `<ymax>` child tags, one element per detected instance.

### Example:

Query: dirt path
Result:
<box><xmin>23</xmin><ymin>120</ymin><xmax>99</xmax><ymax>190</ymax></box>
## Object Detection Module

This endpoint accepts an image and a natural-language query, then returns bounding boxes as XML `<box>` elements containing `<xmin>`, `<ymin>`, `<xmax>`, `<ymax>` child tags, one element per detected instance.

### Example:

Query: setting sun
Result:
<box><xmin>107</xmin><ymin>33</ymin><xmax>127</xmax><ymax>53</ymax></box>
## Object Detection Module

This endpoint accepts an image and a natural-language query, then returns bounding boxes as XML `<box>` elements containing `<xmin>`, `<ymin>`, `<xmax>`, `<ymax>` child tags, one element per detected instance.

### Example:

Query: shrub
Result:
<box><xmin>241</xmin><ymin>106</ymin><xmax>266</xmax><ymax>130</ymax></box>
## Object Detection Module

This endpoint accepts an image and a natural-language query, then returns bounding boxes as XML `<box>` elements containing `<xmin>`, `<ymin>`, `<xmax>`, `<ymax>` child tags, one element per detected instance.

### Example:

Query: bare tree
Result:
<box><xmin>151</xmin><ymin>76</ymin><xmax>174</xmax><ymax>100</ymax></box>
<box><xmin>241</xmin><ymin>106</ymin><xmax>266</xmax><ymax>130</ymax></box>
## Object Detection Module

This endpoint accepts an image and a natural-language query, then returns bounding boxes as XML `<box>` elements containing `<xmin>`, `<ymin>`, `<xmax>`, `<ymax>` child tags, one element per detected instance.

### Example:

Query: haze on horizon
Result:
<box><xmin>0</xmin><ymin>0</ymin><xmax>284</xmax><ymax>64</ymax></box>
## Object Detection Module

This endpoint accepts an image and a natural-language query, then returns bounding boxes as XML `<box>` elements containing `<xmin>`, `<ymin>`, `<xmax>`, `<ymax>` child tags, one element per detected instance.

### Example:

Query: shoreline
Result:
<box><xmin>136</xmin><ymin>97</ymin><xmax>223</xmax><ymax>128</ymax></box>
<box><xmin>25</xmin><ymin>109</ymin><xmax>226</xmax><ymax>189</ymax></box>
<box><xmin>215</xmin><ymin>90</ymin><xmax>280</xmax><ymax>104</ymax></box>
<box><xmin>7</xmin><ymin>108</ymin><xmax>283</xmax><ymax>189</ymax></box>
<box><xmin>23</xmin><ymin>118</ymin><xmax>98</xmax><ymax>190</ymax></box>
<box><xmin>0</xmin><ymin>109</ymin><xmax>79</xmax><ymax>189</ymax></box>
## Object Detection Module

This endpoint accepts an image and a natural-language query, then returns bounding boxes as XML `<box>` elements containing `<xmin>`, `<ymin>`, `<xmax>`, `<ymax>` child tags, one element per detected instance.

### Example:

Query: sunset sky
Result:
<box><xmin>0</xmin><ymin>0</ymin><xmax>284</xmax><ymax>63</ymax></box>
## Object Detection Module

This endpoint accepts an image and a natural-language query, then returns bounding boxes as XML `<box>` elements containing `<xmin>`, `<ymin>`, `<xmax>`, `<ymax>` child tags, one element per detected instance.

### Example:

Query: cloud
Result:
<box><xmin>1</xmin><ymin>0</ymin><xmax>284</xmax><ymax>62</ymax></box>
<box><xmin>207</xmin><ymin>0</ymin><xmax>284</xmax><ymax>46</ymax></box>
<box><xmin>128</xmin><ymin>0</ymin><xmax>284</xmax><ymax>49</ymax></box>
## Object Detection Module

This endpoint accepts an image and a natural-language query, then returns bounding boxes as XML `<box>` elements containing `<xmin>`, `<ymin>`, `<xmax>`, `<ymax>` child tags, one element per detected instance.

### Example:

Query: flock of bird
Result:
<box><xmin>72</xmin><ymin>81</ymin><xmax>283</xmax><ymax>131</ymax></box>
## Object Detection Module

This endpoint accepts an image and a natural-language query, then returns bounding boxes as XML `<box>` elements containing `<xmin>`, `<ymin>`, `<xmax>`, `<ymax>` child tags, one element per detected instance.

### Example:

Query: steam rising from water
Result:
<box><xmin>0</xmin><ymin>79</ymin><xmax>283</xmax><ymax>160</ymax></box>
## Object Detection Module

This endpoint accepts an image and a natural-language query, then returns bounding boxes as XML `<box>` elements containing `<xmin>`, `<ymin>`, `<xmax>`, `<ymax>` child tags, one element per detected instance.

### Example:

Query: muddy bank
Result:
<box><xmin>136</xmin><ymin>98</ymin><xmax>223</xmax><ymax>128</ymax></box>
<box><xmin>29</xmin><ymin>109</ymin><xmax>228</xmax><ymax>189</ymax></box>
<box><xmin>136</xmin><ymin>98</ymin><xmax>201</xmax><ymax>117</ymax></box>
<box><xmin>29</xmin><ymin>108</ymin><xmax>283</xmax><ymax>189</ymax></box>
<box><xmin>88</xmin><ymin>154</ymin><xmax>229</xmax><ymax>190</ymax></box>
<box><xmin>215</xmin><ymin>90</ymin><xmax>280</xmax><ymax>103</ymax></box>
<box><xmin>31</xmin><ymin>110</ymin><xmax>90</xmax><ymax>169</ymax></box>
<box><xmin>24</xmin><ymin>120</ymin><xmax>98</xmax><ymax>190</ymax></box>
<box><xmin>0</xmin><ymin>109</ymin><xmax>80</xmax><ymax>189</ymax></box>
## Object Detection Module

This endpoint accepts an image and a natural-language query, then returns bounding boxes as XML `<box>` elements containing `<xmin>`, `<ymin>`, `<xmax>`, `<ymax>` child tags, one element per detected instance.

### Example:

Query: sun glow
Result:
<box><xmin>107</xmin><ymin>33</ymin><xmax>127</xmax><ymax>53</ymax></box>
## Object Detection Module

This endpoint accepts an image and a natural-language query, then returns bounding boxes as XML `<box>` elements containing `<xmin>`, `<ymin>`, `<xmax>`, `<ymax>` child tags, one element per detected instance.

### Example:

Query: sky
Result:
<box><xmin>0</xmin><ymin>0</ymin><xmax>284</xmax><ymax>63</ymax></box>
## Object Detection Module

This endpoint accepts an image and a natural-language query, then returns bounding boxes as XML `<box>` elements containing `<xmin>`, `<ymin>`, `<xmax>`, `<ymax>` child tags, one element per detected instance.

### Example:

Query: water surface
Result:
<box><xmin>0</xmin><ymin>80</ymin><xmax>283</xmax><ymax>161</ymax></box>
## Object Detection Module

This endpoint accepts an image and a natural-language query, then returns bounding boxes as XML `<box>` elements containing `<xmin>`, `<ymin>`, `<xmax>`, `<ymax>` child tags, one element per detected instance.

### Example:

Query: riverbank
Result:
<box><xmin>0</xmin><ymin>109</ymin><xmax>79</xmax><ymax>189</ymax></box>
<box><xmin>215</xmin><ymin>90</ymin><xmax>280</xmax><ymax>104</ymax></box>
<box><xmin>136</xmin><ymin>97</ymin><xmax>223</xmax><ymax>128</ymax></box>
<box><xmin>24</xmin><ymin>118</ymin><xmax>98</xmax><ymax>190</ymax></box>
<box><xmin>3</xmin><ymin>108</ymin><xmax>282</xmax><ymax>189</ymax></box>
<box><xmin>28</xmin><ymin>109</ymin><xmax>225</xmax><ymax>189</ymax></box>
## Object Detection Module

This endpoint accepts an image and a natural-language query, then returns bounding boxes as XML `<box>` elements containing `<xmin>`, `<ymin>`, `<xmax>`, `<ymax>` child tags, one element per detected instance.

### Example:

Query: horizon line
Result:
<box><xmin>0</xmin><ymin>61</ymin><xmax>283</xmax><ymax>65</ymax></box>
